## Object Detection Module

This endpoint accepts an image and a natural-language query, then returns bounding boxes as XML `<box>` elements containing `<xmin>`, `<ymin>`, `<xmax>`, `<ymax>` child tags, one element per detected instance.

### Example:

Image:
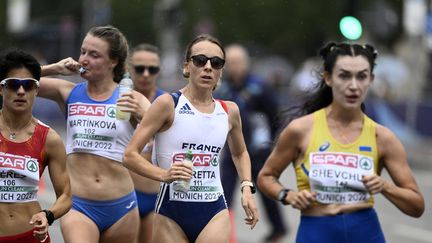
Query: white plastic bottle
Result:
<box><xmin>173</xmin><ymin>150</ymin><xmax>194</xmax><ymax>193</ymax></box>
<box><xmin>116</xmin><ymin>73</ymin><xmax>134</xmax><ymax>120</ymax></box>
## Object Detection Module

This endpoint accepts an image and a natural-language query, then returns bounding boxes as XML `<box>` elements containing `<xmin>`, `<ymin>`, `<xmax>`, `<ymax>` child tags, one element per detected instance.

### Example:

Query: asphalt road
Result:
<box><xmin>38</xmin><ymin>162</ymin><xmax>432</xmax><ymax>243</ymax></box>
<box><xmin>233</xmin><ymin>166</ymin><xmax>432</xmax><ymax>243</ymax></box>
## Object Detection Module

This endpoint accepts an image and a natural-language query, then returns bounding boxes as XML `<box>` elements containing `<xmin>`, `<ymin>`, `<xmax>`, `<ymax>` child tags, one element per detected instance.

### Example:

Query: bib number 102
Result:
<box><xmin>85</xmin><ymin>128</ymin><xmax>95</xmax><ymax>134</ymax></box>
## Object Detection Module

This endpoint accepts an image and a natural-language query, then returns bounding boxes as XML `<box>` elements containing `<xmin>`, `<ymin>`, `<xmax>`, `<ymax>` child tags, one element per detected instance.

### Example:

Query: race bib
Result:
<box><xmin>67</xmin><ymin>103</ymin><xmax>118</xmax><ymax>151</ymax></box>
<box><xmin>309</xmin><ymin>152</ymin><xmax>374</xmax><ymax>204</ymax></box>
<box><xmin>169</xmin><ymin>151</ymin><xmax>223</xmax><ymax>202</ymax></box>
<box><xmin>0</xmin><ymin>153</ymin><xmax>39</xmax><ymax>202</ymax></box>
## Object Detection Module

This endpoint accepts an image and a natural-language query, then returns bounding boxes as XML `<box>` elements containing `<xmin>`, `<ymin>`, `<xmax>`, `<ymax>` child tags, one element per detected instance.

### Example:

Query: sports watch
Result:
<box><xmin>277</xmin><ymin>188</ymin><xmax>290</xmax><ymax>205</ymax></box>
<box><xmin>41</xmin><ymin>209</ymin><xmax>55</xmax><ymax>226</ymax></box>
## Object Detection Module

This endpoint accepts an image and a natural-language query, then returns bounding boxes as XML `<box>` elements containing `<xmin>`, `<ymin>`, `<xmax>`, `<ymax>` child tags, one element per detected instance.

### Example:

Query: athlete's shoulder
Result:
<box><xmin>222</xmin><ymin>100</ymin><xmax>239</xmax><ymax>114</ymax></box>
<box><xmin>279</xmin><ymin>113</ymin><xmax>313</xmax><ymax>141</ymax></box>
<box><xmin>132</xmin><ymin>90</ymin><xmax>151</xmax><ymax>106</ymax></box>
<box><xmin>375</xmin><ymin>123</ymin><xmax>399</xmax><ymax>144</ymax></box>
<box><xmin>221</xmin><ymin>100</ymin><xmax>236</xmax><ymax>108</ymax></box>
<box><xmin>290</xmin><ymin>113</ymin><xmax>313</xmax><ymax>131</ymax></box>
<box><xmin>152</xmin><ymin>93</ymin><xmax>176</xmax><ymax>109</ymax></box>
<box><xmin>45</xmin><ymin>127</ymin><xmax>65</xmax><ymax>149</ymax></box>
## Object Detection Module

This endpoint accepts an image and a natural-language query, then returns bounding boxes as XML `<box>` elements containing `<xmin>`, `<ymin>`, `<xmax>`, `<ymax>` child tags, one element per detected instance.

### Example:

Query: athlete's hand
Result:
<box><xmin>116</xmin><ymin>92</ymin><xmax>135</xmax><ymax>114</ymax></box>
<box><xmin>288</xmin><ymin>190</ymin><xmax>316</xmax><ymax>210</ymax></box>
<box><xmin>163</xmin><ymin>162</ymin><xmax>193</xmax><ymax>183</ymax></box>
<box><xmin>29</xmin><ymin>212</ymin><xmax>49</xmax><ymax>242</ymax></box>
<box><xmin>241</xmin><ymin>189</ymin><xmax>259</xmax><ymax>229</ymax></box>
<box><xmin>56</xmin><ymin>57</ymin><xmax>82</xmax><ymax>75</ymax></box>
<box><xmin>362</xmin><ymin>174</ymin><xmax>387</xmax><ymax>195</ymax></box>
<box><xmin>116</xmin><ymin>91</ymin><xmax>148</xmax><ymax>122</ymax></box>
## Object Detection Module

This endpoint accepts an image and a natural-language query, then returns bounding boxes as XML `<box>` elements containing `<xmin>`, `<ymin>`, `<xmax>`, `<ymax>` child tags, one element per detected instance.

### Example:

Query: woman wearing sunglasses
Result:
<box><xmin>124</xmin><ymin>34</ymin><xmax>259</xmax><ymax>243</ymax></box>
<box><xmin>128</xmin><ymin>43</ymin><xmax>165</xmax><ymax>243</ymax></box>
<box><xmin>257</xmin><ymin>42</ymin><xmax>425</xmax><ymax>243</ymax></box>
<box><xmin>38</xmin><ymin>26</ymin><xmax>150</xmax><ymax>243</ymax></box>
<box><xmin>0</xmin><ymin>49</ymin><xmax>71</xmax><ymax>243</ymax></box>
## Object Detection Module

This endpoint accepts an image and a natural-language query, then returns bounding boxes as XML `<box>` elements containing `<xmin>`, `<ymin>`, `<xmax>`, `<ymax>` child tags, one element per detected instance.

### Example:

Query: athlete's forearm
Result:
<box><xmin>41</xmin><ymin>63</ymin><xmax>62</xmax><ymax>76</ymax></box>
<box><xmin>381</xmin><ymin>180</ymin><xmax>424</xmax><ymax>217</ymax></box>
<box><xmin>232</xmin><ymin>151</ymin><xmax>252</xmax><ymax>182</ymax></box>
<box><xmin>48</xmin><ymin>191</ymin><xmax>72</xmax><ymax>220</ymax></box>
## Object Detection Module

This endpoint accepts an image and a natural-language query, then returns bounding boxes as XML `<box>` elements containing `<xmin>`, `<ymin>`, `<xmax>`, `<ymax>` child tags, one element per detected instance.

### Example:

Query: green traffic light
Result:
<box><xmin>339</xmin><ymin>16</ymin><xmax>362</xmax><ymax>40</ymax></box>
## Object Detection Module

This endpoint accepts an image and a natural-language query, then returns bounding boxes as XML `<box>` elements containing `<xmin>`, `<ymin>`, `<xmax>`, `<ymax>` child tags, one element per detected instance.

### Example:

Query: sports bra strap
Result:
<box><xmin>170</xmin><ymin>91</ymin><xmax>182</xmax><ymax>108</ymax></box>
<box><xmin>217</xmin><ymin>99</ymin><xmax>229</xmax><ymax>113</ymax></box>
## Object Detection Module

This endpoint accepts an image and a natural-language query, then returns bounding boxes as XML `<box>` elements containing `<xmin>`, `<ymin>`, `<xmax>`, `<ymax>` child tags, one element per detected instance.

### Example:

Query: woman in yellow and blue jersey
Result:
<box><xmin>258</xmin><ymin>42</ymin><xmax>424</xmax><ymax>243</ymax></box>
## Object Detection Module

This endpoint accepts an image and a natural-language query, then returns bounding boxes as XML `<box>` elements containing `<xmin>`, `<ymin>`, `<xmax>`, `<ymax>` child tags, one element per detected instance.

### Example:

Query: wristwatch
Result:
<box><xmin>277</xmin><ymin>188</ymin><xmax>290</xmax><ymax>205</ymax></box>
<box><xmin>41</xmin><ymin>209</ymin><xmax>55</xmax><ymax>226</ymax></box>
<box><xmin>240</xmin><ymin>180</ymin><xmax>256</xmax><ymax>194</ymax></box>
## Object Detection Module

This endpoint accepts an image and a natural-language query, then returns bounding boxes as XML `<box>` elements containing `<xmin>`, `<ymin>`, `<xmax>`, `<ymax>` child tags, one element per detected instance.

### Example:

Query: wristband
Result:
<box><xmin>240</xmin><ymin>180</ymin><xmax>256</xmax><ymax>194</ymax></box>
<box><xmin>41</xmin><ymin>209</ymin><xmax>55</xmax><ymax>226</ymax></box>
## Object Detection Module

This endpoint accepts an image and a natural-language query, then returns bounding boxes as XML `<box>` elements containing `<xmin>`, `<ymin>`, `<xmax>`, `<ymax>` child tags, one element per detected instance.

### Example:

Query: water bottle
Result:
<box><xmin>116</xmin><ymin>73</ymin><xmax>134</xmax><ymax>120</ymax></box>
<box><xmin>173</xmin><ymin>150</ymin><xmax>194</xmax><ymax>193</ymax></box>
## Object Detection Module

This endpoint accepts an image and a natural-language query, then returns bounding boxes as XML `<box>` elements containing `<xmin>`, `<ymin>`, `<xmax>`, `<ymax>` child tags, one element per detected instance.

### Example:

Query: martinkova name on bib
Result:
<box><xmin>69</xmin><ymin>118</ymin><xmax>117</xmax><ymax>129</ymax></box>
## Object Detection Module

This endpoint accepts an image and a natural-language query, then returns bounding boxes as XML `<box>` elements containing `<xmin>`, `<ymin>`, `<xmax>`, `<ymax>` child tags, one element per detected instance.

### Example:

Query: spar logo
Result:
<box><xmin>0</xmin><ymin>154</ymin><xmax>26</xmax><ymax>170</ymax></box>
<box><xmin>359</xmin><ymin>157</ymin><xmax>372</xmax><ymax>171</ymax></box>
<box><xmin>69</xmin><ymin>104</ymin><xmax>107</xmax><ymax>117</ymax></box>
<box><xmin>311</xmin><ymin>152</ymin><xmax>358</xmax><ymax>168</ymax></box>
<box><xmin>107</xmin><ymin>106</ymin><xmax>116</xmax><ymax>118</ymax></box>
<box><xmin>26</xmin><ymin>160</ymin><xmax>39</xmax><ymax>172</ymax></box>
<box><xmin>173</xmin><ymin>153</ymin><xmax>217</xmax><ymax>166</ymax></box>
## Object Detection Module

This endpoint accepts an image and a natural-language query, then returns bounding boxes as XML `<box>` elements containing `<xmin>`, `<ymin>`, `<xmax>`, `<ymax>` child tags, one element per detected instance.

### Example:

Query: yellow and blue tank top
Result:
<box><xmin>295</xmin><ymin>108</ymin><xmax>379</xmax><ymax>205</ymax></box>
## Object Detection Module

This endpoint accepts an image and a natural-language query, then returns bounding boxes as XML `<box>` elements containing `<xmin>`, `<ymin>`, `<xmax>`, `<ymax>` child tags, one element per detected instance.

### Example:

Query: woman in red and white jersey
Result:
<box><xmin>0</xmin><ymin>49</ymin><xmax>71</xmax><ymax>243</ymax></box>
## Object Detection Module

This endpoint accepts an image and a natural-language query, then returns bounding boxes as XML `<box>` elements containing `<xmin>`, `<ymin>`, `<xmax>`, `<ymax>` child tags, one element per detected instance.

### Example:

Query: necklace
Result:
<box><xmin>1</xmin><ymin>112</ymin><xmax>34</xmax><ymax>140</ymax></box>
<box><xmin>335</xmin><ymin>123</ymin><xmax>351</xmax><ymax>144</ymax></box>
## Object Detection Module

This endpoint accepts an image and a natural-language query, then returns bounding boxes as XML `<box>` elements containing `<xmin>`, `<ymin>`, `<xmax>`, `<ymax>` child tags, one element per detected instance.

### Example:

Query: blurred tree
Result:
<box><xmin>0</xmin><ymin>0</ymin><xmax>403</xmax><ymax>65</ymax></box>
<box><xmin>179</xmin><ymin>0</ymin><xmax>369</xmax><ymax>63</ymax></box>
<box><xmin>0</xmin><ymin>0</ymin><xmax>8</xmax><ymax>48</ymax></box>
<box><xmin>111</xmin><ymin>0</ymin><xmax>157</xmax><ymax>47</ymax></box>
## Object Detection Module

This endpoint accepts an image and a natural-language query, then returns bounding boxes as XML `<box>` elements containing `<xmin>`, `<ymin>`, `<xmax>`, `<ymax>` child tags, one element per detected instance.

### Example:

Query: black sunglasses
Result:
<box><xmin>133</xmin><ymin>65</ymin><xmax>160</xmax><ymax>75</ymax></box>
<box><xmin>189</xmin><ymin>55</ymin><xmax>225</xmax><ymax>69</ymax></box>
<box><xmin>0</xmin><ymin>78</ymin><xmax>40</xmax><ymax>92</ymax></box>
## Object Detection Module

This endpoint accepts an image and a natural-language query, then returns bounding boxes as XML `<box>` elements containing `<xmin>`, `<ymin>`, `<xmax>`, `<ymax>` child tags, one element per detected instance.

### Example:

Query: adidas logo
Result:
<box><xmin>179</xmin><ymin>103</ymin><xmax>195</xmax><ymax>115</ymax></box>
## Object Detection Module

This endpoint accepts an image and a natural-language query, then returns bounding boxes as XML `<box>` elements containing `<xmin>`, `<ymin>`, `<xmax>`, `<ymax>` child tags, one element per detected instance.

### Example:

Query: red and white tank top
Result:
<box><xmin>0</xmin><ymin>120</ymin><xmax>49</xmax><ymax>203</ymax></box>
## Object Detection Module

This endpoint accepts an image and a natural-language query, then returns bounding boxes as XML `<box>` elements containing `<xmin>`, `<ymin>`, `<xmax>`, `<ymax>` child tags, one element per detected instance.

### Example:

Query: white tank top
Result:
<box><xmin>153</xmin><ymin>93</ymin><xmax>229</xmax><ymax>202</ymax></box>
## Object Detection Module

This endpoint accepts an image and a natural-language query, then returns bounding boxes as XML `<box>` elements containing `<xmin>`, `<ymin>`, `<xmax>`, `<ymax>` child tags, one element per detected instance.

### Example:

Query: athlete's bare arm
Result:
<box><xmin>124</xmin><ymin>94</ymin><xmax>192</xmax><ymax>183</ymax></box>
<box><xmin>257</xmin><ymin>115</ymin><xmax>316</xmax><ymax>210</ymax></box>
<box><xmin>39</xmin><ymin>58</ymin><xmax>80</xmax><ymax>110</ymax></box>
<box><xmin>45</xmin><ymin>128</ymin><xmax>72</xmax><ymax>219</ymax></box>
<box><xmin>30</xmin><ymin>128</ymin><xmax>71</xmax><ymax>240</ymax></box>
<box><xmin>225</xmin><ymin>101</ymin><xmax>259</xmax><ymax>229</ymax></box>
<box><xmin>371</xmin><ymin>125</ymin><xmax>424</xmax><ymax>217</ymax></box>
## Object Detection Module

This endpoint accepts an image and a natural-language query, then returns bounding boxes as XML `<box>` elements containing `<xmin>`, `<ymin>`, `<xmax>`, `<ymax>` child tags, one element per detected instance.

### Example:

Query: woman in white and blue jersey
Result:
<box><xmin>124</xmin><ymin>34</ymin><xmax>259</xmax><ymax>243</ymax></box>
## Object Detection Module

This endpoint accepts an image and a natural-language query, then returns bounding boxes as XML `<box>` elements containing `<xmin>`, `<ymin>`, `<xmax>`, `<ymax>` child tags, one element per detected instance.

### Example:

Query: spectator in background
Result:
<box><xmin>129</xmin><ymin>43</ymin><xmax>165</xmax><ymax>243</ymax></box>
<box><xmin>214</xmin><ymin>44</ymin><xmax>287</xmax><ymax>242</ymax></box>
<box><xmin>0</xmin><ymin>48</ymin><xmax>71</xmax><ymax>243</ymax></box>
